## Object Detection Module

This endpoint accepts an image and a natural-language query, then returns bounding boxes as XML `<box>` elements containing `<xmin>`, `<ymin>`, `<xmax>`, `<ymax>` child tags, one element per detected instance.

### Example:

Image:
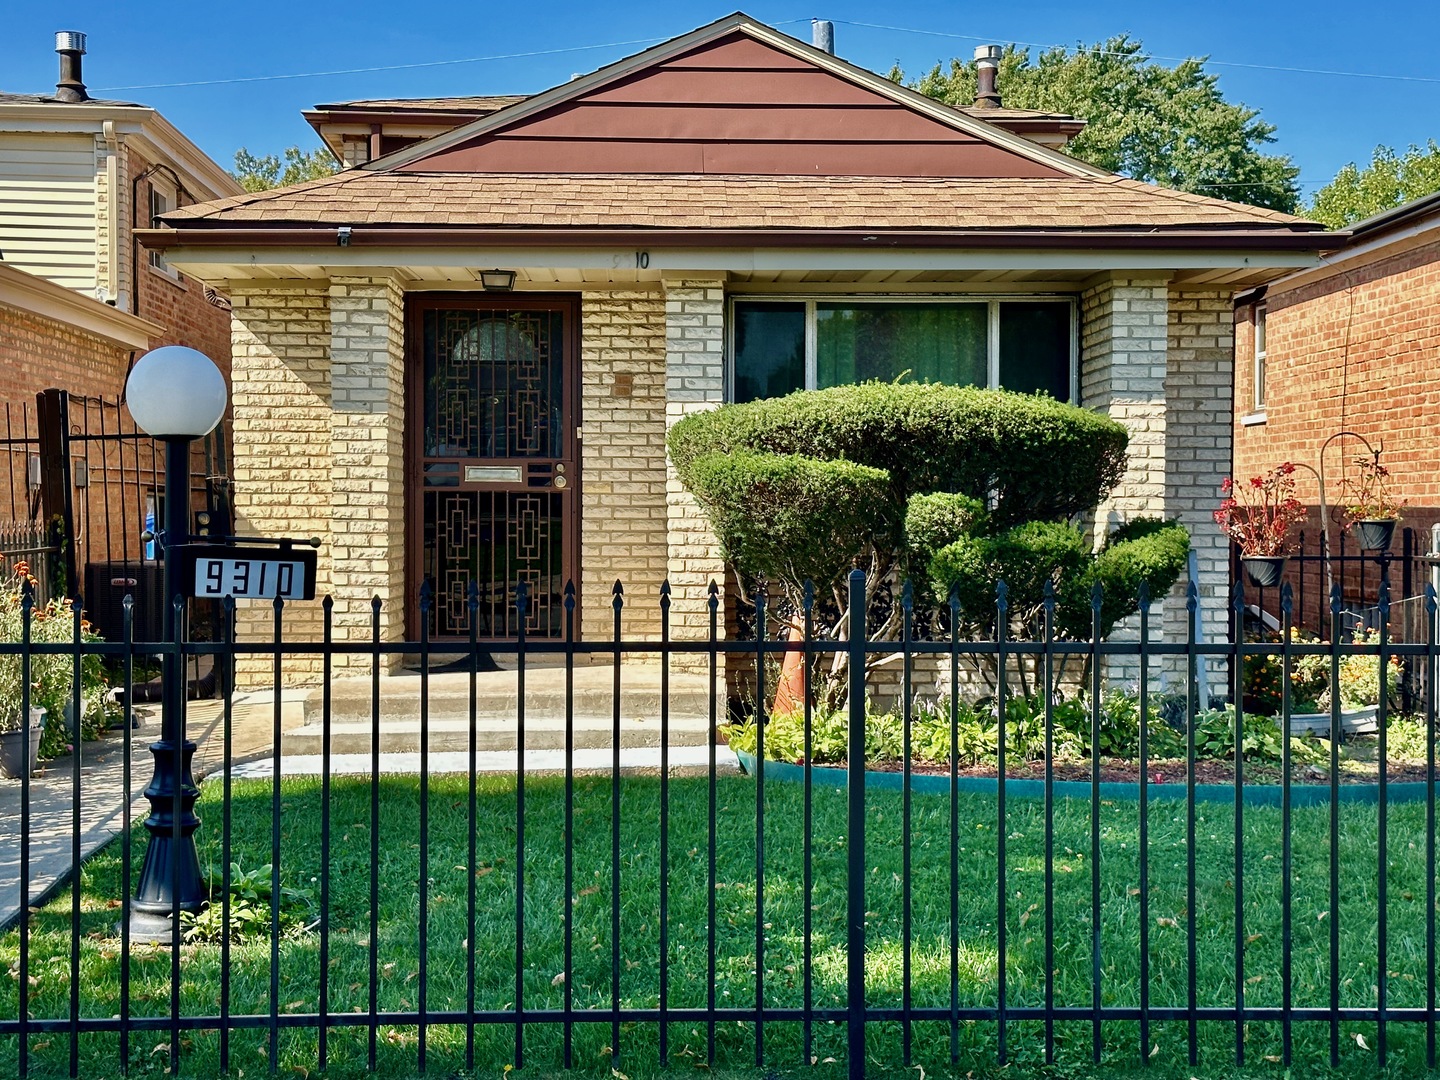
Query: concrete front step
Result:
<box><xmin>288</xmin><ymin>663</ymin><xmax>723</xmax><ymax>756</ymax></box>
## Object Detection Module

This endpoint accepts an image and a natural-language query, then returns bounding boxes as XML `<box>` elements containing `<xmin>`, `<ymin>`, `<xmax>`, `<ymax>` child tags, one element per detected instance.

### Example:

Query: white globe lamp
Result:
<box><xmin>125</xmin><ymin>345</ymin><xmax>227</xmax><ymax>438</ymax></box>
<box><xmin>123</xmin><ymin>344</ymin><xmax>228</xmax><ymax>942</ymax></box>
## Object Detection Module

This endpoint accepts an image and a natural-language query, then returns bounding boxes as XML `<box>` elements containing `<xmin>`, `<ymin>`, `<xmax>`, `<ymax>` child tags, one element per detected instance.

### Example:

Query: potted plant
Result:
<box><xmin>1214</xmin><ymin>463</ymin><xmax>1307</xmax><ymax>588</ymax></box>
<box><xmin>0</xmin><ymin>563</ymin><xmax>78</xmax><ymax>779</ymax></box>
<box><xmin>1340</xmin><ymin>455</ymin><xmax>1405</xmax><ymax>551</ymax></box>
<box><xmin>1287</xmin><ymin>627</ymin><xmax>1395</xmax><ymax>737</ymax></box>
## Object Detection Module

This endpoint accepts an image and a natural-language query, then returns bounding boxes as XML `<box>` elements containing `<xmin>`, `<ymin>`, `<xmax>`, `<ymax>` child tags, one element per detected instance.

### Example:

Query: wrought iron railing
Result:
<box><xmin>0</xmin><ymin>572</ymin><xmax>1437</xmax><ymax>1079</ymax></box>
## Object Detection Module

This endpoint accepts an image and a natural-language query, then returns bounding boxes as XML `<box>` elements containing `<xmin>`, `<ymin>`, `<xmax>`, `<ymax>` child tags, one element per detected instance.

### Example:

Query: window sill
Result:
<box><xmin>1241</xmin><ymin>410</ymin><xmax>1267</xmax><ymax>427</ymax></box>
<box><xmin>147</xmin><ymin>263</ymin><xmax>187</xmax><ymax>290</ymax></box>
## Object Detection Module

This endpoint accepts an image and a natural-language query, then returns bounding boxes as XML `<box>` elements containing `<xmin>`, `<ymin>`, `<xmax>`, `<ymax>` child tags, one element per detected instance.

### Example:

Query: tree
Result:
<box><xmin>231</xmin><ymin>146</ymin><xmax>339</xmax><ymax>193</ymax></box>
<box><xmin>1306</xmin><ymin>142</ymin><xmax>1440</xmax><ymax>228</ymax></box>
<box><xmin>892</xmin><ymin>36</ymin><xmax>1300</xmax><ymax>213</ymax></box>
<box><xmin>668</xmin><ymin>383</ymin><xmax>1187</xmax><ymax>705</ymax></box>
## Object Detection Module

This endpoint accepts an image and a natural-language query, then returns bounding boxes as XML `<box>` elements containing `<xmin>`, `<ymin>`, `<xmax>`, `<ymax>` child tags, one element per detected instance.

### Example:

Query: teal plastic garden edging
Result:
<box><xmin>733</xmin><ymin>750</ymin><xmax>1432</xmax><ymax>808</ymax></box>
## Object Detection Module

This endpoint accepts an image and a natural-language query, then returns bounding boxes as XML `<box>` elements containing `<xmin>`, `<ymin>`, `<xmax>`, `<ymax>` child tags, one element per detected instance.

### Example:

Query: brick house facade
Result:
<box><xmin>0</xmin><ymin>46</ymin><xmax>243</xmax><ymax>585</ymax></box>
<box><xmin>141</xmin><ymin>14</ymin><xmax>1339</xmax><ymax>682</ymax></box>
<box><xmin>1232</xmin><ymin>191</ymin><xmax>1440</xmax><ymax>621</ymax></box>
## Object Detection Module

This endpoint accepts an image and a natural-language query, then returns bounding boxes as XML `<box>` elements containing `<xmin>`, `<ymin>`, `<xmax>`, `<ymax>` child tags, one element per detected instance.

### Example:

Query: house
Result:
<box><xmin>0</xmin><ymin>30</ymin><xmax>244</xmax><ymax>602</ymax></box>
<box><xmin>137</xmin><ymin>13</ymin><xmax>1339</xmax><ymax>680</ymax></box>
<box><xmin>1231</xmin><ymin>189</ymin><xmax>1440</xmax><ymax>628</ymax></box>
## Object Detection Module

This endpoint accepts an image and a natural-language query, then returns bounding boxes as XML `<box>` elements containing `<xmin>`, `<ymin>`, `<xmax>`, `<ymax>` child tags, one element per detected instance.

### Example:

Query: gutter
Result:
<box><xmin>139</xmin><ymin>225</ymin><xmax>1347</xmax><ymax>253</ymax></box>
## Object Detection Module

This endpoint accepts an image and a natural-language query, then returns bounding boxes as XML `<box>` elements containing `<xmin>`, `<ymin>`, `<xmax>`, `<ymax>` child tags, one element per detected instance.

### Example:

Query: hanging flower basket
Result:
<box><xmin>1241</xmin><ymin>556</ymin><xmax>1287</xmax><ymax>589</ymax></box>
<box><xmin>1351</xmin><ymin>518</ymin><xmax>1397</xmax><ymax>552</ymax></box>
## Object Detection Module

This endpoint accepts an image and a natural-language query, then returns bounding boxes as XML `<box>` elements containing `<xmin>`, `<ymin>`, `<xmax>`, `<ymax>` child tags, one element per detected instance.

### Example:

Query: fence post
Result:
<box><xmin>34</xmin><ymin>388</ymin><xmax>76</xmax><ymax>597</ymax></box>
<box><xmin>846</xmin><ymin>568</ymin><xmax>866</xmax><ymax>1080</ymax></box>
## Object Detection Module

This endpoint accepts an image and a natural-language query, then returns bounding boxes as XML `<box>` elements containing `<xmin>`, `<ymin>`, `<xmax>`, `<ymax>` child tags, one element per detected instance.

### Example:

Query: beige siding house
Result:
<box><xmin>139</xmin><ymin>14</ymin><xmax>1339</xmax><ymax>681</ymax></box>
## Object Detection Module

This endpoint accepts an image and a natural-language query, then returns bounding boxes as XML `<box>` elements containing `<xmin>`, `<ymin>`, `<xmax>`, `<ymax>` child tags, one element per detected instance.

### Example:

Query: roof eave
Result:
<box><xmin>139</xmin><ymin>224</ymin><xmax>1343</xmax><ymax>252</ymax></box>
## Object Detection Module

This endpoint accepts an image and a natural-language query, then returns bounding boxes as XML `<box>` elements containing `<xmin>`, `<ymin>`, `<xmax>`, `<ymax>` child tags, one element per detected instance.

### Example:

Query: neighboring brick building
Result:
<box><xmin>1233</xmin><ymin>190</ymin><xmax>1440</xmax><ymax>619</ymax></box>
<box><xmin>0</xmin><ymin>31</ymin><xmax>244</xmax><ymax>595</ymax></box>
<box><xmin>142</xmin><ymin>14</ymin><xmax>1341</xmax><ymax>681</ymax></box>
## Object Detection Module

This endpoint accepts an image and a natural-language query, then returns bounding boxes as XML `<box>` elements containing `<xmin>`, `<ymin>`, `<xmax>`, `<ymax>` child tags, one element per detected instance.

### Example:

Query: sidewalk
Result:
<box><xmin>0</xmin><ymin>691</ymin><xmax>304</xmax><ymax>931</ymax></box>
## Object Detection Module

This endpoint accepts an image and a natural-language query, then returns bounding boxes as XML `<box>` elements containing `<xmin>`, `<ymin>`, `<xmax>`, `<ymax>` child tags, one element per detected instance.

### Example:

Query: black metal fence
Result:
<box><xmin>0</xmin><ymin>389</ymin><xmax>230</xmax><ymax>639</ymax></box>
<box><xmin>1</xmin><ymin>571</ymin><xmax>1439</xmax><ymax>1078</ymax></box>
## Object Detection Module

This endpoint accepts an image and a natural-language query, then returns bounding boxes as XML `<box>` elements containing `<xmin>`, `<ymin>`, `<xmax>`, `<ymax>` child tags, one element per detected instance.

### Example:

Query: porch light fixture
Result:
<box><xmin>122</xmin><ymin>345</ymin><xmax>227</xmax><ymax>943</ymax></box>
<box><xmin>479</xmin><ymin>268</ymin><xmax>517</xmax><ymax>291</ymax></box>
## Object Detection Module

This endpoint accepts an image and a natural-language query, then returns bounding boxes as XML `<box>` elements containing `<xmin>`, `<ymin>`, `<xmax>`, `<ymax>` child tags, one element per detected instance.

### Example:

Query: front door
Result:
<box><xmin>408</xmin><ymin>295</ymin><xmax>578</xmax><ymax>640</ymax></box>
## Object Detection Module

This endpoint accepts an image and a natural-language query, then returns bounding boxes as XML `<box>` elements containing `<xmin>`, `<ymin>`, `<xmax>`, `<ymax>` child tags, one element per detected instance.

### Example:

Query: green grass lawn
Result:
<box><xmin>2</xmin><ymin>770</ymin><xmax>1437</xmax><ymax>1079</ymax></box>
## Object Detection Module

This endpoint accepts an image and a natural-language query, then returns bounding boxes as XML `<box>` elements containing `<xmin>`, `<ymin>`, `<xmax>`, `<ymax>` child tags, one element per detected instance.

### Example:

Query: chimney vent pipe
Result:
<box><xmin>973</xmin><ymin>44</ymin><xmax>1002</xmax><ymax>109</ymax></box>
<box><xmin>812</xmin><ymin>19</ymin><xmax>835</xmax><ymax>56</ymax></box>
<box><xmin>55</xmin><ymin>30</ymin><xmax>88</xmax><ymax>103</ymax></box>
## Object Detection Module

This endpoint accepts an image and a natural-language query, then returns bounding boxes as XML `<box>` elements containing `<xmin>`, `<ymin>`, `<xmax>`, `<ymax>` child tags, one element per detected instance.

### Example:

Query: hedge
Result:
<box><xmin>667</xmin><ymin>382</ymin><xmax>1130</xmax><ymax>539</ymax></box>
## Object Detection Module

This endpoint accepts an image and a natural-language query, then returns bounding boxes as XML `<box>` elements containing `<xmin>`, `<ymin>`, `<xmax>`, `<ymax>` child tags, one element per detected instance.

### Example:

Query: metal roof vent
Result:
<box><xmin>55</xmin><ymin>31</ymin><xmax>88</xmax><ymax>102</ymax></box>
<box><xmin>973</xmin><ymin>45</ymin><xmax>1002</xmax><ymax>109</ymax></box>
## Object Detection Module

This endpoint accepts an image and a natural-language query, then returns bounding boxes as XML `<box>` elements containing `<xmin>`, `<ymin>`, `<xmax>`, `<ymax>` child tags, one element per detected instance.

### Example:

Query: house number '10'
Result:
<box><xmin>612</xmin><ymin>251</ymin><xmax>650</xmax><ymax>269</ymax></box>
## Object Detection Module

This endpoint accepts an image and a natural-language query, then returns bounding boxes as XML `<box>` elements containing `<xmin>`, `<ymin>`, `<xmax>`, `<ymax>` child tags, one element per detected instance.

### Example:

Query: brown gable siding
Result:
<box><xmin>401</xmin><ymin>32</ymin><xmax>1068</xmax><ymax>179</ymax></box>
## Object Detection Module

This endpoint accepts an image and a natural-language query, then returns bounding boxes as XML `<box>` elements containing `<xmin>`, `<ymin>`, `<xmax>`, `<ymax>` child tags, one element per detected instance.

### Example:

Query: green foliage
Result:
<box><xmin>668</xmin><ymin>382</ymin><xmax>1130</xmax><ymax>545</ymax></box>
<box><xmin>1246</xmin><ymin>628</ymin><xmax>1401</xmax><ymax>716</ymax></box>
<box><xmin>1059</xmin><ymin>518</ymin><xmax>1190</xmax><ymax>638</ymax></box>
<box><xmin>929</xmin><ymin>520</ymin><xmax>1089</xmax><ymax>627</ymax></box>
<box><xmin>1386</xmin><ymin>716</ymin><xmax>1430</xmax><ymax>762</ymax></box>
<box><xmin>729</xmin><ymin>691</ymin><xmax>1238</xmax><ymax>769</ymax></box>
<box><xmin>681</xmin><ymin>451</ymin><xmax>888</xmax><ymax>599</ymax></box>
<box><xmin>928</xmin><ymin>517</ymin><xmax>1189</xmax><ymax>641</ymax></box>
<box><xmin>181</xmin><ymin>861</ymin><xmax>315</xmax><ymax>944</ymax></box>
<box><xmin>892</xmin><ymin>36</ymin><xmax>1300</xmax><ymax>212</ymax></box>
<box><xmin>1307</xmin><ymin>141</ymin><xmax>1440</xmax><ymax>229</ymax></box>
<box><xmin>903</xmin><ymin>492</ymin><xmax>986</xmax><ymax>572</ymax></box>
<box><xmin>231</xmin><ymin>146</ymin><xmax>339</xmax><ymax>193</ymax></box>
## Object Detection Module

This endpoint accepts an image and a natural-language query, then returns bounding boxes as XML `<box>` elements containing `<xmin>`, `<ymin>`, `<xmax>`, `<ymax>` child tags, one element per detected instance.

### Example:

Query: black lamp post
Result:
<box><xmin>123</xmin><ymin>345</ymin><xmax>227</xmax><ymax>943</ymax></box>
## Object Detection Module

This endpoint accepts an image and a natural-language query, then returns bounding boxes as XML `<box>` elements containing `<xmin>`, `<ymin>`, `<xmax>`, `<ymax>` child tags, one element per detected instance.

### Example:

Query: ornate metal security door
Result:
<box><xmin>409</xmin><ymin>296</ymin><xmax>578</xmax><ymax>639</ymax></box>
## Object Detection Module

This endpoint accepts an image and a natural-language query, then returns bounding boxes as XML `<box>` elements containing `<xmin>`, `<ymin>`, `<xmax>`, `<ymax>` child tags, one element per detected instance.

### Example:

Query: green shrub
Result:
<box><xmin>928</xmin><ymin>521</ymin><xmax>1090</xmax><ymax>626</ymax></box>
<box><xmin>682</xmin><ymin>450</ymin><xmax>888</xmax><ymax>599</ymax></box>
<box><xmin>668</xmin><ymin>382</ymin><xmax>1129</xmax><ymax>541</ymax></box>
<box><xmin>1386</xmin><ymin>716</ymin><xmax>1430</xmax><ymax>762</ymax></box>
<box><xmin>1058</xmin><ymin>518</ymin><xmax>1190</xmax><ymax>638</ymax></box>
<box><xmin>904</xmin><ymin>492</ymin><xmax>987</xmax><ymax>575</ymax></box>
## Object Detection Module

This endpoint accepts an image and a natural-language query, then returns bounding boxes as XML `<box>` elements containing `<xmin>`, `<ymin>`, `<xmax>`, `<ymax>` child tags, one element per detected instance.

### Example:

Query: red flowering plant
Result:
<box><xmin>1340</xmin><ymin>455</ymin><xmax>1405</xmax><ymax>523</ymax></box>
<box><xmin>1213</xmin><ymin>463</ymin><xmax>1307</xmax><ymax>557</ymax></box>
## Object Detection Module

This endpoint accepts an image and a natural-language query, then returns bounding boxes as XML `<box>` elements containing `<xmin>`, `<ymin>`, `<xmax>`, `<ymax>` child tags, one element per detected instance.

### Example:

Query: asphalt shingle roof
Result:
<box><xmin>160</xmin><ymin>171</ymin><xmax>1315</xmax><ymax>232</ymax></box>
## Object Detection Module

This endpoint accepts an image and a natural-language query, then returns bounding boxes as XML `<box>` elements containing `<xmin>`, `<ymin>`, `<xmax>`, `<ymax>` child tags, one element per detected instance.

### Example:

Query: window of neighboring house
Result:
<box><xmin>148</xmin><ymin>183</ymin><xmax>179</xmax><ymax>278</ymax></box>
<box><xmin>729</xmin><ymin>297</ymin><xmax>1076</xmax><ymax>403</ymax></box>
<box><xmin>1253</xmin><ymin>304</ymin><xmax>1268</xmax><ymax>413</ymax></box>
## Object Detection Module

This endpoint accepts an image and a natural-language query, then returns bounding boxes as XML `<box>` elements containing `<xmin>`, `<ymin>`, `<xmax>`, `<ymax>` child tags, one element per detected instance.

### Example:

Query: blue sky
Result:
<box><xmin>3</xmin><ymin>1</ymin><xmax>1436</xmax><ymax>200</ymax></box>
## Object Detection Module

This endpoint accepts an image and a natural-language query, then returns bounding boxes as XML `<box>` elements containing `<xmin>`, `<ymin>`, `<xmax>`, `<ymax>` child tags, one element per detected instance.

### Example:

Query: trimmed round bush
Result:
<box><xmin>668</xmin><ymin>382</ymin><xmax>1129</xmax><ymax>540</ymax></box>
<box><xmin>681</xmin><ymin>451</ymin><xmax>890</xmax><ymax>595</ymax></box>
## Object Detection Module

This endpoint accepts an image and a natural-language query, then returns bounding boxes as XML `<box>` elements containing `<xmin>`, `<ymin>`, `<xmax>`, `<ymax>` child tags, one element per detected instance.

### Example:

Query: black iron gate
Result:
<box><xmin>0</xmin><ymin>387</ymin><xmax>230</xmax><ymax>640</ymax></box>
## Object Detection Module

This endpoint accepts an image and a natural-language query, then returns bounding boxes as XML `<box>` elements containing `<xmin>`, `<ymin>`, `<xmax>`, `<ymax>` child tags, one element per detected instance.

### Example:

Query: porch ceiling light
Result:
<box><xmin>125</xmin><ymin>345</ymin><xmax>227</xmax><ymax>438</ymax></box>
<box><xmin>479</xmin><ymin>268</ymin><xmax>517</xmax><ymax>292</ymax></box>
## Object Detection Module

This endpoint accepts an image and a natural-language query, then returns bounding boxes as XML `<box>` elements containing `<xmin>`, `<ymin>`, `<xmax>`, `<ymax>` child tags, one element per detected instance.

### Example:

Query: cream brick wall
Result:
<box><xmin>1082</xmin><ymin>275</ymin><xmax>1171</xmax><ymax>526</ymax></box>
<box><xmin>663</xmin><ymin>277</ymin><xmax>726</xmax><ymax>644</ymax></box>
<box><xmin>229</xmin><ymin>286</ymin><xmax>332</xmax><ymax>682</ymax></box>
<box><xmin>1166</xmin><ymin>289</ymin><xmax>1234</xmax><ymax>663</ymax></box>
<box><xmin>580</xmin><ymin>290</ymin><xmax>668</xmax><ymax>640</ymax></box>
<box><xmin>329</xmin><ymin>276</ymin><xmax>406</xmax><ymax>665</ymax></box>
<box><xmin>1081</xmin><ymin>275</ymin><xmax>1231</xmax><ymax>696</ymax></box>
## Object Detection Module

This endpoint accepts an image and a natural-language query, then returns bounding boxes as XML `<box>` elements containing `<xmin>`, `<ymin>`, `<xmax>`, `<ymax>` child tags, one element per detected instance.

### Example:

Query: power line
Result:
<box><xmin>92</xmin><ymin>36</ymin><xmax>669</xmax><ymax>92</ymax></box>
<box><xmin>836</xmin><ymin>19</ymin><xmax>1440</xmax><ymax>85</ymax></box>
<box><xmin>92</xmin><ymin>17</ymin><xmax>817</xmax><ymax>93</ymax></box>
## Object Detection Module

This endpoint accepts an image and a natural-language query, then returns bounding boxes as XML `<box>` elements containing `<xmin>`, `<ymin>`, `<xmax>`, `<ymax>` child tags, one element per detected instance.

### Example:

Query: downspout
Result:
<box><xmin>102</xmin><ymin>120</ymin><xmax>121</xmax><ymax>308</ymax></box>
<box><xmin>129</xmin><ymin>161</ymin><xmax>192</xmax><ymax>321</ymax></box>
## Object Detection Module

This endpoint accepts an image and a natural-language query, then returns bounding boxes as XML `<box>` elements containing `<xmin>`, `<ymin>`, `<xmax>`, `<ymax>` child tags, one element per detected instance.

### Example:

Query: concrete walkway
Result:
<box><xmin>0</xmin><ymin>662</ymin><xmax>730</xmax><ymax>930</ymax></box>
<box><xmin>0</xmin><ymin>690</ymin><xmax>306</xmax><ymax>931</ymax></box>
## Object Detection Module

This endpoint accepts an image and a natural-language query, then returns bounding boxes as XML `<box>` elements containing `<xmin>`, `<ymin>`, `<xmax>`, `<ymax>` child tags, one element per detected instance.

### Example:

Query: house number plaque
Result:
<box><xmin>183</xmin><ymin>544</ymin><xmax>318</xmax><ymax>600</ymax></box>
